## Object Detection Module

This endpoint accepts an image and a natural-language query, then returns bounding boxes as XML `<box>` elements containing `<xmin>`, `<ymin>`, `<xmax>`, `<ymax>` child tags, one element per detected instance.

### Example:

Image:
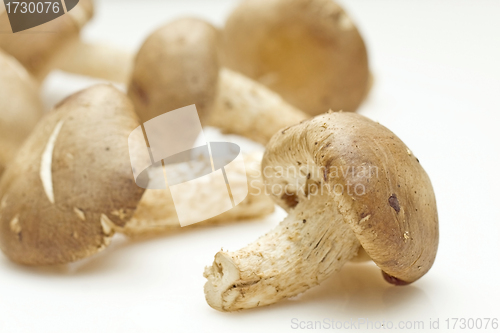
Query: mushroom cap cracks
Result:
<box><xmin>0</xmin><ymin>84</ymin><xmax>145</xmax><ymax>265</ymax></box>
<box><xmin>262</xmin><ymin>112</ymin><xmax>439</xmax><ymax>283</ymax></box>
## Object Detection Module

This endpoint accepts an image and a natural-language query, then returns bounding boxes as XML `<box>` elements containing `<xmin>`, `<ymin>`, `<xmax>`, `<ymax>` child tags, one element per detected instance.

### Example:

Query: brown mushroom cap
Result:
<box><xmin>0</xmin><ymin>50</ymin><xmax>44</xmax><ymax>175</ymax></box>
<box><xmin>203</xmin><ymin>112</ymin><xmax>438</xmax><ymax>311</ymax></box>
<box><xmin>0</xmin><ymin>0</ymin><xmax>94</xmax><ymax>79</ymax></box>
<box><xmin>128</xmin><ymin>17</ymin><xmax>220</xmax><ymax>124</ymax></box>
<box><xmin>263</xmin><ymin>112</ymin><xmax>439</xmax><ymax>283</ymax></box>
<box><xmin>223</xmin><ymin>0</ymin><xmax>370</xmax><ymax>115</ymax></box>
<box><xmin>0</xmin><ymin>84</ymin><xmax>145</xmax><ymax>265</ymax></box>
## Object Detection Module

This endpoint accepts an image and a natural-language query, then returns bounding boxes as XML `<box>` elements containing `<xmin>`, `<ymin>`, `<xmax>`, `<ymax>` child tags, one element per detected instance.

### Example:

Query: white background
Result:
<box><xmin>1</xmin><ymin>1</ymin><xmax>500</xmax><ymax>332</ymax></box>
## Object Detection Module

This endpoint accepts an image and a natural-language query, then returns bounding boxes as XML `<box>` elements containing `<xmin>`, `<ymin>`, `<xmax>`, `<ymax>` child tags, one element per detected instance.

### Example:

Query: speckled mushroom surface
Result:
<box><xmin>0</xmin><ymin>84</ymin><xmax>145</xmax><ymax>265</ymax></box>
<box><xmin>204</xmin><ymin>112</ymin><xmax>438</xmax><ymax>311</ymax></box>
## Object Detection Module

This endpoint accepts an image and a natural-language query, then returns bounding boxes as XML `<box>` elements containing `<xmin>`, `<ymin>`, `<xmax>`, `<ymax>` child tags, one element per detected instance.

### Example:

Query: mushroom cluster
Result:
<box><xmin>0</xmin><ymin>0</ymin><xmax>438</xmax><ymax>312</ymax></box>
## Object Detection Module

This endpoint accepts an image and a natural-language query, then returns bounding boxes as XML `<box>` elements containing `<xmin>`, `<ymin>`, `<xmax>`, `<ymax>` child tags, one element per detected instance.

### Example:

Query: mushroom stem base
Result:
<box><xmin>204</xmin><ymin>193</ymin><xmax>360</xmax><ymax>311</ymax></box>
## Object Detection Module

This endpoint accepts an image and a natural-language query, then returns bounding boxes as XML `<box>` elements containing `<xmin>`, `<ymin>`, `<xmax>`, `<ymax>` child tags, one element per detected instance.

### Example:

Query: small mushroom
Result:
<box><xmin>0</xmin><ymin>50</ymin><xmax>44</xmax><ymax>176</ymax></box>
<box><xmin>0</xmin><ymin>0</ymin><xmax>132</xmax><ymax>82</ymax></box>
<box><xmin>204</xmin><ymin>112</ymin><xmax>439</xmax><ymax>311</ymax></box>
<box><xmin>128</xmin><ymin>17</ymin><xmax>308</xmax><ymax>144</ymax></box>
<box><xmin>222</xmin><ymin>0</ymin><xmax>371</xmax><ymax>115</ymax></box>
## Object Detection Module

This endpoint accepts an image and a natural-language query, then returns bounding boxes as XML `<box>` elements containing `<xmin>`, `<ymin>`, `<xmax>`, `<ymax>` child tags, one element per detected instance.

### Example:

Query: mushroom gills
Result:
<box><xmin>204</xmin><ymin>192</ymin><xmax>360</xmax><ymax>311</ymax></box>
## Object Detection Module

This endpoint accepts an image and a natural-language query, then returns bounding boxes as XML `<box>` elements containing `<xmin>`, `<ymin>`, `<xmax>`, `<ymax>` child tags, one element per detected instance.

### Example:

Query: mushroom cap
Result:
<box><xmin>128</xmin><ymin>17</ymin><xmax>220</xmax><ymax>124</ymax></box>
<box><xmin>0</xmin><ymin>50</ymin><xmax>44</xmax><ymax>175</ymax></box>
<box><xmin>0</xmin><ymin>84</ymin><xmax>145</xmax><ymax>265</ymax></box>
<box><xmin>0</xmin><ymin>0</ymin><xmax>94</xmax><ymax>79</ymax></box>
<box><xmin>262</xmin><ymin>112</ymin><xmax>439</xmax><ymax>283</ymax></box>
<box><xmin>223</xmin><ymin>0</ymin><xmax>370</xmax><ymax>115</ymax></box>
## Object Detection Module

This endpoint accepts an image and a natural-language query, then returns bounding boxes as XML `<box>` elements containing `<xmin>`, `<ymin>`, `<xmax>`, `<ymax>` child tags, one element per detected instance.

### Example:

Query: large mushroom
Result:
<box><xmin>0</xmin><ymin>50</ymin><xmax>44</xmax><ymax>176</ymax></box>
<box><xmin>0</xmin><ymin>84</ymin><xmax>145</xmax><ymax>265</ymax></box>
<box><xmin>204</xmin><ymin>112</ymin><xmax>439</xmax><ymax>311</ymax></box>
<box><xmin>128</xmin><ymin>17</ymin><xmax>308</xmax><ymax>145</ymax></box>
<box><xmin>0</xmin><ymin>85</ymin><xmax>274</xmax><ymax>265</ymax></box>
<box><xmin>222</xmin><ymin>0</ymin><xmax>371</xmax><ymax>115</ymax></box>
<box><xmin>0</xmin><ymin>0</ymin><xmax>132</xmax><ymax>82</ymax></box>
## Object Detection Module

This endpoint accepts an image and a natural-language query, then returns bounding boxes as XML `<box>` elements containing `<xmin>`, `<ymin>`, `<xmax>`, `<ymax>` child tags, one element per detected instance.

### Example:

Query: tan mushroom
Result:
<box><xmin>0</xmin><ymin>0</ymin><xmax>132</xmax><ymax>82</ymax></box>
<box><xmin>0</xmin><ymin>85</ymin><xmax>274</xmax><ymax>265</ymax></box>
<box><xmin>222</xmin><ymin>0</ymin><xmax>371</xmax><ymax>115</ymax></box>
<box><xmin>0</xmin><ymin>50</ymin><xmax>44</xmax><ymax>176</ymax></box>
<box><xmin>128</xmin><ymin>17</ymin><xmax>308</xmax><ymax>145</ymax></box>
<box><xmin>0</xmin><ymin>84</ymin><xmax>145</xmax><ymax>265</ymax></box>
<box><xmin>204</xmin><ymin>112</ymin><xmax>439</xmax><ymax>311</ymax></box>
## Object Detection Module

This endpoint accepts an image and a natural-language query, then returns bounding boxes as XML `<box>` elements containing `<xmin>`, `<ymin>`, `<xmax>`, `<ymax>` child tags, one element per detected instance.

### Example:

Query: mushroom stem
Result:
<box><xmin>204</xmin><ymin>192</ymin><xmax>360</xmax><ymax>311</ymax></box>
<box><xmin>50</xmin><ymin>38</ymin><xmax>134</xmax><ymax>83</ymax></box>
<box><xmin>209</xmin><ymin>69</ymin><xmax>308</xmax><ymax>145</ymax></box>
<box><xmin>124</xmin><ymin>153</ymin><xmax>274</xmax><ymax>235</ymax></box>
<box><xmin>0</xmin><ymin>51</ymin><xmax>44</xmax><ymax>176</ymax></box>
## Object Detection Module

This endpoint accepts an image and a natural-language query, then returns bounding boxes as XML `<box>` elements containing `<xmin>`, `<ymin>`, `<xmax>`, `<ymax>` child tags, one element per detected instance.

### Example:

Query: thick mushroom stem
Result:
<box><xmin>204</xmin><ymin>193</ymin><xmax>360</xmax><ymax>311</ymax></box>
<box><xmin>50</xmin><ymin>39</ymin><xmax>134</xmax><ymax>83</ymax></box>
<box><xmin>209</xmin><ymin>69</ymin><xmax>308</xmax><ymax>145</ymax></box>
